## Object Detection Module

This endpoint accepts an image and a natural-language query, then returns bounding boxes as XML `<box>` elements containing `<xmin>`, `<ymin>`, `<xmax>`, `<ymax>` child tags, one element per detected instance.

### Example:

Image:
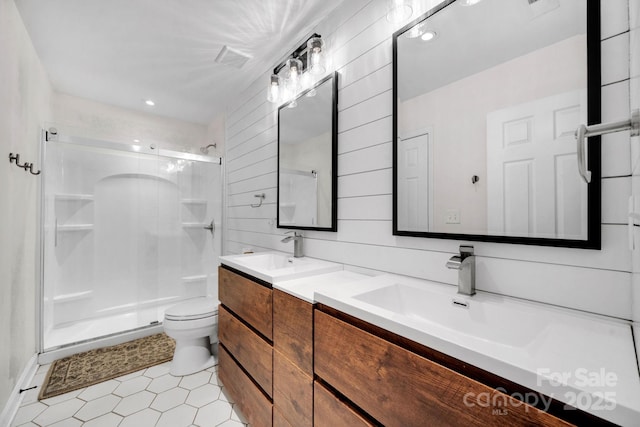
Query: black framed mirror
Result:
<box><xmin>277</xmin><ymin>72</ymin><xmax>338</xmax><ymax>231</ymax></box>
<box><xmin>393</xmin><ymin>0</ymin><xmax>601</xmax><ymax>248</ymax></box>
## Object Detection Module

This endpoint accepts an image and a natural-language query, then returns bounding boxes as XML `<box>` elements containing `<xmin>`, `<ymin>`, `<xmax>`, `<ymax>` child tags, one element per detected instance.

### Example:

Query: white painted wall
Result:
<box><xmin>0</xmin><ymin>0</ymin><xmax>52</xmax><ymax>413</ymax></box>
<box><xmin>52</xmin><ymin>92</ymin><xmax>208</xmax><ymax>152</ymax></box>
<box><xmin>224</xmin><ymin>0</ymin><xmax>635</xmax><ymax>321</ymax></box>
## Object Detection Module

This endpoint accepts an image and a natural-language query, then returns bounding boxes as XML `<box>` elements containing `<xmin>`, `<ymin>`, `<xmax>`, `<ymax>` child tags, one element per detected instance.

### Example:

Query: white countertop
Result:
<box><xmin>219</xmin><ymin>252</ymin><xmax>342</xmax><ymax>284</ymax></box>
<box><xmin>273</xmin><ymin>270</ymin><xmax>374</xmax><ymax>303</ymax></box>
<box><xmin>314</xmin><ymin>273</ymin><xmax>640</xmax><ymax>427</ymax></box>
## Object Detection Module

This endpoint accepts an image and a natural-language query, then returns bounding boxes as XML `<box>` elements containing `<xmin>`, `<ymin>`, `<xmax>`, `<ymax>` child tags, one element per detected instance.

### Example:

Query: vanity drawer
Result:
<box><xmin>314</xmin><ymin>381</ymin><xmax>374</xmax><ymax>427</ymax></box>
<box><xmin>219</xmin><ymin>306</ymin><xmax>273</xmax><ymax>397</ymax></box>
<box><xmin>219</xmin><ymin>266</ymin><xmax>272</xmax><ymax>340</ymax></box>
<box><xmin>273</xmin><ymin>349</ymin><xmax>313</xmax><ymax>427</ymax></box>
<box><xmin>219</xmin><ymin>345</ymin><xmax>272</xmax><ymax>427</ymax></box>
<box><xmin>314</xmin><ymin>310</ymin><xmax>571</xmax><ymax>427</ymax></box>
<box><xmin>273</xmin><ymin>289</ymin><xmax>313</xmax><ymax>374</ymax></box>
<box><xmin>273</xmin><ymin>406</ymin><xmax>294</xmax><ymax>427</ymax></box>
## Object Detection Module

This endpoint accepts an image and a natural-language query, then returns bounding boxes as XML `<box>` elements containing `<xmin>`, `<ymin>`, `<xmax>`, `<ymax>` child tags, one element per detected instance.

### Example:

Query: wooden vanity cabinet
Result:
<box><xmin>314</xmin><ymin>308</ymin><xmax>576</xmax><ymax>427</ymax></box>
<box><xmin>313</xmin><ymin>382</ymin><xmax>374</xmax><ymax>427</ymax></box>
<box><xmin>218</xmin><ymin>266</ymin><xmax>273</xmax><ymax>426</ymax></box>
<box><xmin>273</xmin><ymin>289</ymin><xmax>314</xmax><ymax>427</ymax></box>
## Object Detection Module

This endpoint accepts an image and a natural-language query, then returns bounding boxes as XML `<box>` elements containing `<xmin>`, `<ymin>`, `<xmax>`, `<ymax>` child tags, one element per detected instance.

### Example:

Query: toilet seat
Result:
<box><xmin>165</xmin><ymin>296</ymin><xmax>219</xmax><ymax>321</ymax></box>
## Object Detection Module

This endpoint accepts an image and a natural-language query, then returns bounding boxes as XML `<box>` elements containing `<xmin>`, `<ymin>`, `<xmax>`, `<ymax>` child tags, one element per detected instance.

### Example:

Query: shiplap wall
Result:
<box><xmin>224</xmin><ymin>0</ymin><xmax>635</xmax><ymax>320</ymax></box>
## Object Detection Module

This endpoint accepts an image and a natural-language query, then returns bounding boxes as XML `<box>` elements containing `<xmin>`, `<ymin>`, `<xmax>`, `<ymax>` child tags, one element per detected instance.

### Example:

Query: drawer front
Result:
<box><xmin>273</xmin><ymin>289</ymin><xmax>313</xmax><ymax>374</ymax></box>
<box><xmin>314</xmin><ymin>310</ymin><xmax>571</xmax><ymax>427</ymax></box>
<box><xmin>273</xmin><ymin>350</ymin><xmax>313</xmax><ymax>427</ymax></box>
<box><xmin>219</xmin><ymin>266</ymin><xmax>272</xmax><ymax>340</ymax></box>
<box><xmin>314</xmin><ymin>382</ymin><xmax>374</xmax><ymax>427</ymax></box>
<box><xmin>219</xmin><ymin>345</ymin><xmax>272</xmax><ymax>427</ymax></box>
<box><xmin>273</xmin><ymin>407</ymin><xmax>294</xmax><ymax>427</ymax></box>
<box><xmin>219</xmin><ymin>306</ymin><xmax>273</xmax><ymax>397</ymax></box>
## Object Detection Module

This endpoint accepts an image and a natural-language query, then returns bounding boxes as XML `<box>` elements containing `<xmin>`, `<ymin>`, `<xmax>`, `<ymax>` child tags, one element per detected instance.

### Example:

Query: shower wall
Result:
<box><xmin>42</xmin><ymin>135</ymin><xmax>222</xmax><ymax>350</ymax></box>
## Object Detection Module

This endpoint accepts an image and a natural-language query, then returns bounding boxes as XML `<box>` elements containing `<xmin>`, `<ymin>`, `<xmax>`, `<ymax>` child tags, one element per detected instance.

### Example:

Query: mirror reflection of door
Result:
<box><xmin>398</xmin><ymin>130</ymin><xmax>432</xmax><ymax>232</ymax></box>
<box><xmin>487</xmin><ymin>90</ymin><xmax>588</xmax><ymax>239</ymax></box>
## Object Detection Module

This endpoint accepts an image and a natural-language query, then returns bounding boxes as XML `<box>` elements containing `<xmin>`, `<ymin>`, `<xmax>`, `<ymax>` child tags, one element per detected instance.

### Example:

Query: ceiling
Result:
<box><xmin>15</xmin><ymin>0</ymin><xmax>345</xmax><ymax>124</ymax></box>
<box><xmin>397</xmin><ymin>0</ymin><xmax>585</xmax><ymax>101</ymax></box>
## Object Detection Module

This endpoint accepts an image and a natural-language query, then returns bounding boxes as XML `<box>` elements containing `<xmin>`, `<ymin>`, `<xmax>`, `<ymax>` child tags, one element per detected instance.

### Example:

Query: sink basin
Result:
<box><xmin>219</xmin><ymin>252</ymin><xmax>342</xmax><ymax>284</ymax></box>
<box><xmin>237</xmin><ymin>253</ymin><xmax>292</xmax><ymax>270</ymax></box>
<box><xmin>315</xmin><ymin>274</ymin><xmax>640</xmax><ymax>426</ymax></box>
<box><xmin>352</xmin><ymin>281</ymin><xmax>543</xmax><ymax>347</ymax></box>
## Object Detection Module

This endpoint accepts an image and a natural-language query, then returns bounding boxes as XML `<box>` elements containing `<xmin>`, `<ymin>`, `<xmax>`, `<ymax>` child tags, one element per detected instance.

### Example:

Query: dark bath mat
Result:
<box><xmin>39</xmin><ymin>333</ymin><xmax>175</xmax><ymax>400</ymax></box>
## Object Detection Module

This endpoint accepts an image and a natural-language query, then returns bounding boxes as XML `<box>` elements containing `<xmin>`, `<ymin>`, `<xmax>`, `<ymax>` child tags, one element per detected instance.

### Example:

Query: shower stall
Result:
<box><xmin>39</xmin><ymin>131</ymin><xmax>222</xmax><ymax>353</ymax></box>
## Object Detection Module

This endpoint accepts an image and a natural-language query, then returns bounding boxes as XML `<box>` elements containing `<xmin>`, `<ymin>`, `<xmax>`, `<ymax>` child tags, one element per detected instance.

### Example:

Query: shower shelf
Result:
<box><xmin>54</xmin><ymin>193</ymin><xmax>94</xmax><ymax>201</ymax></box>
<box><xmin>182</xmin><ymin>275</ymin><xmax>208</xmax><ymax>283</ymax></box>
<box><xmin>57</xmin><ymin>224</ymin><xmax>94</xmax><ymax>231</ymax></box>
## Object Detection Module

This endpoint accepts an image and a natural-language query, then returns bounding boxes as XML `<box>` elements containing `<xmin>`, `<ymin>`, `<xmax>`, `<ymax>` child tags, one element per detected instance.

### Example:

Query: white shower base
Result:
<box><xmin>43</xmin><ymin>302</ymin><xmax>175</xmax><ymax>351</ymax></box>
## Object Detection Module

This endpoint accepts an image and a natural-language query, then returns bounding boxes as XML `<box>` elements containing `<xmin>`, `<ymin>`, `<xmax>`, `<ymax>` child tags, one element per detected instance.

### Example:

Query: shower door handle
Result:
<box><xmin>204</xmin><ymin>220</ymin><xmax>215</xmax><ymax>237</ymax></box>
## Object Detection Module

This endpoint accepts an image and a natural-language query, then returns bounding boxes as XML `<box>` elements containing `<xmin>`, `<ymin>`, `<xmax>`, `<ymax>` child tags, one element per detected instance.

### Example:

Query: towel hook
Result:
<box><xmin>9</xmin><ymin>153</ymin><xmax>27</xmax><ymax>168</ymax></box>
<box><xmin>28</xmin><ymin>163</ymin><xmax>41</xmax><ymax>175</ymax></box>
<box><xmin>251</xmin><ymin>193</ymin><xmax>265</xmax><ymax>208</ymax></box>
<box><xmin>9</xmin><ymin>153</ymin><xmax>40</xmax><ymax>175</ymax></box>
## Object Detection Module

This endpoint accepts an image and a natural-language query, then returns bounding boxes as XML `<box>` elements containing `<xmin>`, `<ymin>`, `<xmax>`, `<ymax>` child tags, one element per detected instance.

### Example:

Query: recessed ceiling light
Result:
<box><xmin>133</xmin><ymin>139</ymin><xmax>140</xmax><ymax>143</ymax></box>
<box><xmin>145</xmin><ymin>99</ymin><xmax>155</xmax><ymax>106</ymax></box>
<box><xmin>459</xmin><ymin>0</ymin><xmax>482</xmax><ymax>5</ymax></box>
<box><xmin>421</xmin><ymin>30</ymin><xmax>438</xmax><ymax>42</ymax></box>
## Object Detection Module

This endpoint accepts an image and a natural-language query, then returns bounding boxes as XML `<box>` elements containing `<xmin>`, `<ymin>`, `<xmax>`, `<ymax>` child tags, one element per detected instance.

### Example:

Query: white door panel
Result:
<box><xmin>487</xmin><ymin>90</ymin><xmax>588</xmax><ymax>239</ymax></box>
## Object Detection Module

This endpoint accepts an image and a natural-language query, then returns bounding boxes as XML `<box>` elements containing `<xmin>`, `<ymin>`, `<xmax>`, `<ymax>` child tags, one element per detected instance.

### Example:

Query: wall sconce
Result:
<box><xmin>266</xmin><ymin>33</ymin><xmax>327</xmax><ymax>105</ymax></box>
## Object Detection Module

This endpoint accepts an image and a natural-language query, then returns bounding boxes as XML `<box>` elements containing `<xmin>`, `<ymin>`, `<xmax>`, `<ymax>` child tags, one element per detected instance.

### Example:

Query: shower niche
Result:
<box><xmin>42</xmin><ymin>134</ymin><xmax>222</xmax><ymax>351</ymax></box>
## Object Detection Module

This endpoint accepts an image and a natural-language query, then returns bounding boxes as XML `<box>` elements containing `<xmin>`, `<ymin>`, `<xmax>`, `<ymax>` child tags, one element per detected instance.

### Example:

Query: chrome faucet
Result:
<box><xmin>446</xmin><ymin>245</ymin><xmax>476</xmax><ymax>296</ymax></box>
<box><xmin>281</xmin><ymin>231</ymin><xmax>304</xmax><ymax>258</ymax></box>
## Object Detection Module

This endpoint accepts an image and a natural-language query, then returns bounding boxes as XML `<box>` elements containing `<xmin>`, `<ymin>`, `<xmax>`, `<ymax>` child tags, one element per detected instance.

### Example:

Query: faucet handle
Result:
<box><xmin>446</xmin><ymin>255</ymin><xmax>462</xmax><ymax>270</ymax></box>
<box><xmin>285</xmin><ymin>231</ymin><xmax>302</xmax><ymax>237</ymax></box>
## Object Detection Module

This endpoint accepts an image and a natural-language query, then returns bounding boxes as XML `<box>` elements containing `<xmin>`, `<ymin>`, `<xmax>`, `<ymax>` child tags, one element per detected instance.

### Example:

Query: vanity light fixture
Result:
<box><xmin>307</xmin><ymin>37</ymin><xmax>325</xmax><ymax>75</ymax></box>
<box><xmin>266</xmin><ymin>33</ymin><xmax>327</xmax><ymax>105</ymax></box>
<box><xmin>386</xmin><ymin>0</ymin><xmax>413</xmax><ymax>23</ymax></box>
<box><xmin>267</xmin><ymin>74</ymin><xmax>282</xmax><ymax>103</ymax></box>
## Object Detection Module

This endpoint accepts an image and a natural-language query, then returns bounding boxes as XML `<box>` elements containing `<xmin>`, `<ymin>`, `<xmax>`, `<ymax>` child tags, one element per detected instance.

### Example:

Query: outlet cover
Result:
<box><xmin>445</xmin><ymin>209</ymin><xmax>460</xmax><ymax>224</ymax></box>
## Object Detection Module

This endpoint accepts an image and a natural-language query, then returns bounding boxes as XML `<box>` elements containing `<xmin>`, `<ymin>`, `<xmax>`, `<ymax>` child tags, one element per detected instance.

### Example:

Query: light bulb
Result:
<box><xmin>307</xmin><ymin>37</ymin><xmax>326</xmax><ymax>76</ymax></box>
<box><xmin>285</xmin><ymin>58</ymin><xmax>303</xmax><ymax>95</ymax></box>
<box><xmin>267</xmin><ymin>74</ymin><xmax>281</xmax><ymax>103</ymax></box>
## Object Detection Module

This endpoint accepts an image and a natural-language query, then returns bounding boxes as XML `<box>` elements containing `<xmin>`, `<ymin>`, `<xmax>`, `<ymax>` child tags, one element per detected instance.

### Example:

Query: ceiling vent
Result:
<box><xmin>215</xmin><ymin>46</ymin><xmax>252</xmax><ymax>69</ymax></box>
<box><xmin>527</xmin><ymin>0</ymin><xmax>559</xmax><ymax>18</ymax></box>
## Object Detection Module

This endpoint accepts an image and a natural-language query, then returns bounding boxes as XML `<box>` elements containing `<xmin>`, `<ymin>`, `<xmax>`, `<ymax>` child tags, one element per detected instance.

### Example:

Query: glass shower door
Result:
<box><xmin>41</xmin><ymin>135</ymin><xmax>221</xmax><ymax>351</ymax></box>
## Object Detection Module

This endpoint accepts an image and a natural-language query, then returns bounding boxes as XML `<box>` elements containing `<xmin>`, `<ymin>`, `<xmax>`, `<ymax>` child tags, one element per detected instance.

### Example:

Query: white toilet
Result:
<box><xmin>163</xmin><ymin>296</ymin><xmax>219</xmax><ymax>376</ymax></box>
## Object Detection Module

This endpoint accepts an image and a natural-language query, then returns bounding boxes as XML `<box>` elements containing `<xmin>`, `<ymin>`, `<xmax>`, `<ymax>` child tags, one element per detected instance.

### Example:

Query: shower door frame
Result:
<box><xmin>37</xmin><ymin>130</ymin><xmax>223</xmax><ymax>356</ymax></box>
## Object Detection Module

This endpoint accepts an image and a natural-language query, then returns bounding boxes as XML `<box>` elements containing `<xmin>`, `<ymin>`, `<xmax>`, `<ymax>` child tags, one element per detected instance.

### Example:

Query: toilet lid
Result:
<box><xmin>165</xmin><ymin>296</ymin><xmax>219</xmax><ymax>321</ymax></box>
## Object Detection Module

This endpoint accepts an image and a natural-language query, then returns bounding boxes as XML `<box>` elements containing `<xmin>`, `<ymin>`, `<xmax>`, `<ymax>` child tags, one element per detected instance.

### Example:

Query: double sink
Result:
<box><xmin>219</xmin><ymin>251</ymin><xmax>640</xmax><ymax>426</ymax></box>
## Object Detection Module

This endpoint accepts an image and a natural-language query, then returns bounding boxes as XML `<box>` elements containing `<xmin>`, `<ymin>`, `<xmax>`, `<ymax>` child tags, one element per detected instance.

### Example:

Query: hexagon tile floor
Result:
<box><xmin>10</xmin><ymin>359</ymin><xmax>249</xmax><ymax>427</ymax></box>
